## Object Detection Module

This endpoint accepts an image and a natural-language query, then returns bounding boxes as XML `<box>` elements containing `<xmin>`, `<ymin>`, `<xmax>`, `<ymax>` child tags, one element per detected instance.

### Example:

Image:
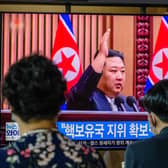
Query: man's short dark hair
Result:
<box><xmin>143</xmin><ymin>79</ymin><xmax>168</xmax><ymax>122</ymax></box>
<box><xmin>94</xmin><ymin>49</ymin><xmax>125</xmax><ymax>63</ymax></box>
<box><xmin>108</xmin><ymin>49</ymin><xmax>124</xmax><ymax>62</ymax></box>
<box><xmin>2</xmin><ymin>54</ymin><xmax>67</xmax><ymax>122</ymax></box>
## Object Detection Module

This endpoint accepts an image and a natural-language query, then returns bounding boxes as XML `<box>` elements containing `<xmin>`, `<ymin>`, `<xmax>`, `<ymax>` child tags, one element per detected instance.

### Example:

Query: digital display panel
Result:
<box><xmin>1</xmin><ymin>12</ymin><xmax>163</xmax><ymax>148</ymax></box>
<box><xmin>57</xmin><ymin>121</ymin><xmax>153</xmax><ymax>140</ymax></box>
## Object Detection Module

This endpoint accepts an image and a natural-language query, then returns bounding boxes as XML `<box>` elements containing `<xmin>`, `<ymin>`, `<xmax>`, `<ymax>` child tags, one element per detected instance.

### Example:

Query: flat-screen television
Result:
<box><xmin>1</xmin><ymin>11</ymin><xmax>164</xmax><ymax>148</ymax></box>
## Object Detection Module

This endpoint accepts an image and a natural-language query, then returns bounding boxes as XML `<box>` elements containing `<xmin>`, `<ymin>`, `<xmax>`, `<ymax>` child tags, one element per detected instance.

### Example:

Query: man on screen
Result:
<box><xmin>66</xmin><ymin>29</ymin><xmax>139</xmax><ymax>168</ymax></box>
<box><xmin>125</xmin><ymin>79</ymin><xmax>168</xmax><ymax>168</ymax></box>
<box><xmin>67</xmin><ymin>29</ymin><xmax>136</xmax><ymax>112</ymax></box>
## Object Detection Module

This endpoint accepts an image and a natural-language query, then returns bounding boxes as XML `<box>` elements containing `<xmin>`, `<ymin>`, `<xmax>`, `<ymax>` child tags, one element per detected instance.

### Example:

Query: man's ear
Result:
<box><xmin>148</xmin><ymin>112</ymin><xmax>156</xmax><ymax>128</ymax></box>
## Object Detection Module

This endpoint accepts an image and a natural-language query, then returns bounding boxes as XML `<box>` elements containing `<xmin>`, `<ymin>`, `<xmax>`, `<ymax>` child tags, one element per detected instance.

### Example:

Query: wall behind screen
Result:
<box><xmin>1</xmin><ymin>14</ymin><xmax>161</xmax><ymax>109</ymax></box>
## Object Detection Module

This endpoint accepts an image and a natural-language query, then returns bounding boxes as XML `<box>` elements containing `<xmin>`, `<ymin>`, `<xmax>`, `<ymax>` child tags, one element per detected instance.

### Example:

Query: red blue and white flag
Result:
<box><xmin>144</xmin><ymin>16</ymin><xmax>168</xmax><ymax>93</ymax></box>
<box><xmin>51</xmin><ymin>14</ymin><xmax>82</xmax><ymax>92</ymax></box>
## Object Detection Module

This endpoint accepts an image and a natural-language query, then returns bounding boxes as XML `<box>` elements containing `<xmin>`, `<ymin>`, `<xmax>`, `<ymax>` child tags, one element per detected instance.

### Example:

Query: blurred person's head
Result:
<box><xmin>143</xmin><ymin>79</ymin><xmax>168</xmax><ymax>135</ymax></box>
<box><xmin>2</xmin><ymin>54</ymin><xmax>66</xmax><ymax>134</ymax></box>
<box><xmin>97</xmin><ymin>49</ymin><xmax>126</xmax><ymax>98</ymax></box>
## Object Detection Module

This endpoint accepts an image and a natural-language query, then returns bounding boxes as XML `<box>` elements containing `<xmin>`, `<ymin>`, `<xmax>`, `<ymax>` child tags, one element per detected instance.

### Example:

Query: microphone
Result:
<box><xmin>126</xmin><ymin>96</ymin><xmax>139</xmax><ymax>112</ymax></box>
<box><xmin>115</xmin><ymin>96</ymin><xmax>126</xmax><ymax>112</ymax></box>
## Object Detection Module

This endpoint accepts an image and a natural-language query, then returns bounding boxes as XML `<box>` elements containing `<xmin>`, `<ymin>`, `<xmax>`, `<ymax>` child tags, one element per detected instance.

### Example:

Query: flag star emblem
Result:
<box><xmin>57</xmin><ymin>51</ymin><xmax>76</xmax><ymax>77</ymax></box>
<box><xmin>154</xmin><ymin>50</ymin><xmax>168</xmax><ymax>78</ymax></box>
<box><xmin>53</xmin><ymin>47</ymin><xmax>80</xmax><ymax>82</ymax></box>
<box><xmin>153</xmin><ymin>48</ymin><xmax>168</xmax><ymax>79</ymax></box>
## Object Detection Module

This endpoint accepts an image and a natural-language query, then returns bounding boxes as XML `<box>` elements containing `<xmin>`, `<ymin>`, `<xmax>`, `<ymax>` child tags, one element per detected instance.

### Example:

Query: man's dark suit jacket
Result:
<box><xmin>67</xmin><ymin>65</ymin><xmax>134</xmax><ymax>111</ymax></box>
<box><xmin>125</xmin><ymin>127</ymin><xmax>168</xmax><ymax>168</ymax></box>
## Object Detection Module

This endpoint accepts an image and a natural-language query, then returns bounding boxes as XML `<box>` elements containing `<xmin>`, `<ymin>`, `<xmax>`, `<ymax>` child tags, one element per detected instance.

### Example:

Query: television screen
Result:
<box><xmin>1</xmin><ymin>12</ymin><xmax>163</xmax><ymax>148</ymax></box>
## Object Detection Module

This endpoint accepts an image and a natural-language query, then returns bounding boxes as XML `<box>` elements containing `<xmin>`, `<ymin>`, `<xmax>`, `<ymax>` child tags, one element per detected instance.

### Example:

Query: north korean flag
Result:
<box><xmin>51</xmin><ymin>14</ymin><xmax>82</xmax><ymax>92</ymax></box>
<box><xmin>144</xmin><ymin>16</ymin><xmax>168</xmax><ymax>93</ymax></box>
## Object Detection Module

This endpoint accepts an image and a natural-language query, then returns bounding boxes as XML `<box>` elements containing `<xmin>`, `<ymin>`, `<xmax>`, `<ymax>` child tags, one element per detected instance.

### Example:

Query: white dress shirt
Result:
<box><xmin>105</xmin><ymin>96</ymin><xmax>118</xmax><ymax>112</ymax></box>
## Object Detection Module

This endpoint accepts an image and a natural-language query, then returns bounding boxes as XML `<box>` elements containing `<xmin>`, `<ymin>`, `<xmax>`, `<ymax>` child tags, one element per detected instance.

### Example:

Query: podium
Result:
<box><xmin>57</xmin><ymin>111</ymin><xmax>153</xmax><ymax>149</ymax></box>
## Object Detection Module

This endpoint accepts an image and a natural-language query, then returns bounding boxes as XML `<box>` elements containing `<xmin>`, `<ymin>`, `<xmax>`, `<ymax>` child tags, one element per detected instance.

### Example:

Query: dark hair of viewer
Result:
<box><xmin>2</xmin><ymin>54</ymin><xmax>66</xmax><ymax>122</ymax></box>
<box><xmin>143</xmin><ymin>79</ymin><xmax>168</xmax><ymax>122</ymax></box>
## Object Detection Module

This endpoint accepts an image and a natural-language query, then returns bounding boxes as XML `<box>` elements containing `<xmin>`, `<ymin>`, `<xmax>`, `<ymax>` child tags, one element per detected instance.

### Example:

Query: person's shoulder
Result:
<box><xmin>56</xmin><ymin>131</ymin><xmax>105</xmax><ymax>167</ymax></box>
<box><xmin>0</xmin><ymin>146</ymin><xmax>7</xmax><ymax>160</ymax></box>
<box><xmin>0</xmin><ymin>143</ymin><xmax>18</xmax><ymax>166</ymax></box>
<box><xmin>126</xmin><ymin>135</ymin><xmax>168</xmax><ymax>164</ymax></box>
<box><xmin>126</xmin><ymin>135</ymin><xmax>165</xmax><ymax>152</ymax></box>
<box><xmin>125</xmin><ymin>139</ymin><xmax>150</xmax><ymax>160</ymax></box>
